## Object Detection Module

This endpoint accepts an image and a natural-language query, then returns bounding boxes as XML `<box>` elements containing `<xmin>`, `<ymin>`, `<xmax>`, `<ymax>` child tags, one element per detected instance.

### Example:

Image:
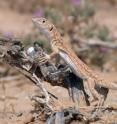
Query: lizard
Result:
<box><xmin>26</xmin><ymin>42</ymin><xmax>69</xmax><ymax>81</ymax></box>
<box><xmin>32</xmin><ymin>17</ymin><xmax>117</xmax><ymax>108</ymax></box>
<box><xmin>27</xmin><ymin>42</ymin><xmax>88</xmax><ymax>105</ymax></box>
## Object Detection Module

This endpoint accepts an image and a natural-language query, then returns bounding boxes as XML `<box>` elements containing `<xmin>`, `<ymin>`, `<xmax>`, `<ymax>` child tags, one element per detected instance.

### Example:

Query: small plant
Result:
<box><xmin>33</xmin><ymin>39</ymin><xmax>52</xmax><ymax>53</ymax></box>
<box><xmin>23</xmin><ymin>34</ymin><xmax>52</xmax><ymax>53</ymax></box>
<box><xmin>24</xmin><ymin>34</ymin><xmax>34</xmax><ymax>46</ymax></box>
<box><xmin>79</xmin><ymin>5</ymin><xmax>95</xmax><ymax>18</ymax></box>
<box><xmin>44</xmin><ymin>8</ymin><xmax>62</xmax><ymax>24</ymax></box>
<box><xmin>89</xmin><ymin>49</ymin><xmax>107</xmax><ymax>68</ymax></box>
<box><xmin>83</xmin><ymin>23</ymin><xmax>98</xmax><ymax>38</ymax></box>
<box><xmin>97</xmin><ymin>26</ymin><xmax>111</xmax><ymax>41</ymax></box>
<box><xmin>33</xmin><ymin>8</ymin><xmax>44</xmax><ymax>18</ymax></box>
<box><xmin>66</xmin><ymin>0</ymin><xmax>94</xmax><ymax>23</ymax></box>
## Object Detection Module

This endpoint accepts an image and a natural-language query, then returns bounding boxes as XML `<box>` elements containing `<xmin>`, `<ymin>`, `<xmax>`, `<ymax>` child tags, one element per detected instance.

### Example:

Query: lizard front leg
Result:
<box><xmin>50</xmin><ymin>51</ymin><xmax>57</xmax><ymax>59</ymax></box>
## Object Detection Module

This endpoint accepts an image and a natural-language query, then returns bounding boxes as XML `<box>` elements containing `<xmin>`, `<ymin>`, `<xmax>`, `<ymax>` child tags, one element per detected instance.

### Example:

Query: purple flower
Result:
<box><xmin>3</xmin><ymin>32</ymin><xmax>14</xmax><ymax>39</ymax></box>
<box><xmin>33</xmin><ymin>9</ymin><xmax>44</xmax><ymax>18</ymax></box>
<box><xmin>99</xmin><ymin>47</ymin><xmax>108</xmax><ymax>53</ymax></box>
<box><xmin>70</xmin><ymin>0</ymin><xmax>81</xmax><ymax>6</ymax></box>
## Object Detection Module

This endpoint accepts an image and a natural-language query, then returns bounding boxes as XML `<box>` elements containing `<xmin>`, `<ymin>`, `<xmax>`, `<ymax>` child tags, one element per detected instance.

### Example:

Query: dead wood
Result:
<box><xmin>72</xmin><ymin>36</ymin><xmax>117</xmax><ymax>49</ymax></box>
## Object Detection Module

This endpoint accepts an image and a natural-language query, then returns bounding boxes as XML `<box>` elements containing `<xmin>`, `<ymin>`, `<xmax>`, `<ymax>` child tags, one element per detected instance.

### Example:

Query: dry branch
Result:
<box><xmin>87</xmin><ymin>39</ymin><xmax>117</xmax><ymax>49</ymax></box>
<box><xmin>72</xmin><ymin>36</ymin><xmax>117</xmax><ymax>49</ymax></box>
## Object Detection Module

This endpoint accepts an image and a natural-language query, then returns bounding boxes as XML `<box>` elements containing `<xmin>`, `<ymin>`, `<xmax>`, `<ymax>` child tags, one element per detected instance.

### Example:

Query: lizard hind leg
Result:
<box><xmin>87</xmin><ymin>78</ymin><xmax>101</xmax><ymax>106</ymax></box>
<box><xmin>91</xmin><ymin>87</ymin><xmax>109</xmax><ymax>119</ymax></box>
<box><xmin>86</xmin><ymin>79</ymin><xmax>102</xmax><ymax>118</ymax></box>
<box><xmin>86</xmin><ymin>79</ymin><xmax>107</xmax><ymax>116</ymax></box>
<box><xmin>96</xmin><ymin>87</ymin><xmax>109</xmax><ymax>109</ymax></box>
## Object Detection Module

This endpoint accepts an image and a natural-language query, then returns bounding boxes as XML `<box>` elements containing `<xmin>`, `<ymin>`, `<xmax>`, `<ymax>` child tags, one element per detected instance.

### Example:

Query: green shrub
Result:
<box><xmin>97</xmin><ymin>26</ymin><xmax>110</xmax><ymax>41</ymax></box>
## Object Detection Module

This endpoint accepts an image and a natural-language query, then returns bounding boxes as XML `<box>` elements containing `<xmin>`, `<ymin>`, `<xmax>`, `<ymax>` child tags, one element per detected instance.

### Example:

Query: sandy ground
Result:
<box><xmin>0</xmin><ymin>67</ymin><xmax>117</xmax><ymax>124</ymax></box>
<box><xmin>0</xmin><ymin>9</ymin><xmax>32</xmax><ymax>37</ymax></box>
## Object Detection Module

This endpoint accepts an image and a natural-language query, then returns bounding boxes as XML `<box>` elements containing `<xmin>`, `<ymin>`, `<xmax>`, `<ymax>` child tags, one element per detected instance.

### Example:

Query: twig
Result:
<box><xmin>17</xmin><ymin>67</ymin><xmax>58</xmax><ymax>99</ymax></box>
<box><xmin>87</xmin><ymin>39</ymin><xmax>117</xmax><ymax>49</ymax></box>
<box><xmin>32</xmin><ymin>74</ymin><xmax>50</xmax><ymax>102</ymax></box>
<box><xmin>16</xmin><ymin>67</ymin><xmax>54</xmax><ymax>111</ymax></box>
<box><xmin>73</xmin><ymin>36</ymin><xmax>117</xmax><ymax>49</ymax></box>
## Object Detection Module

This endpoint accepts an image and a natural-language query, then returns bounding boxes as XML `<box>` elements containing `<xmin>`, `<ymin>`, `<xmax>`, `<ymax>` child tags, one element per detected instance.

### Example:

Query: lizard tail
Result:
<box><xmin>99</xmin><ymin>82</ymin><xmax>117</xmax><ymax>90</ymax></box>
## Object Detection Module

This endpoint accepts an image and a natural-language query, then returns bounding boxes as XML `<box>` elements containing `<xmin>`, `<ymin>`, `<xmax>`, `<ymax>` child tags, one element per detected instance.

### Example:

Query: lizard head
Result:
<box><xmin>32</xmin><ymin>17</ymin><xmax>55</xmax><ymax>40</ymax></box>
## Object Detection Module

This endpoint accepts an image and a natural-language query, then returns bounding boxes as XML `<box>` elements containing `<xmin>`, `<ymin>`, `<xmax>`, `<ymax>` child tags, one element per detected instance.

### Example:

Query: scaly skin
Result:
<box><xmin>32</xmin><ymin>17</ymin><xmax>117</xmax><ymax>106</ymax></box>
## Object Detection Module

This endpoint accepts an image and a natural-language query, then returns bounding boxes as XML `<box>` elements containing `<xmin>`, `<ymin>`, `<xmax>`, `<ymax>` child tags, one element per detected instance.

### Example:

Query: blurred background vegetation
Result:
<box><xmin>0</xmin><ymin>0</ymin><xmax>117</xmax><ymax>71</ymax></box>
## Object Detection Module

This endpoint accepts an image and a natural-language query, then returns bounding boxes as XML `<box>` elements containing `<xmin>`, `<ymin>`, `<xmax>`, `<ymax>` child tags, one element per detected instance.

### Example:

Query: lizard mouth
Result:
<box><xmin>32</xmin><ymin>18</ymin><xmax>37</xmax><ymax>23</ymax></box>
<box><xmin>32</xmin><ymin>18</ymin><xmax>41</xmax><ymax>27</ymax></box>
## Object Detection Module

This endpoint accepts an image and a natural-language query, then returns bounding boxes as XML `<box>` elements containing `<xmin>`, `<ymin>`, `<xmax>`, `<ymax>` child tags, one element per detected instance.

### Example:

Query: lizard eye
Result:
<box><xmin>42</xmin><ymin>20</ymin><xmax>45</xmax><ymax>23</ymax></box>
